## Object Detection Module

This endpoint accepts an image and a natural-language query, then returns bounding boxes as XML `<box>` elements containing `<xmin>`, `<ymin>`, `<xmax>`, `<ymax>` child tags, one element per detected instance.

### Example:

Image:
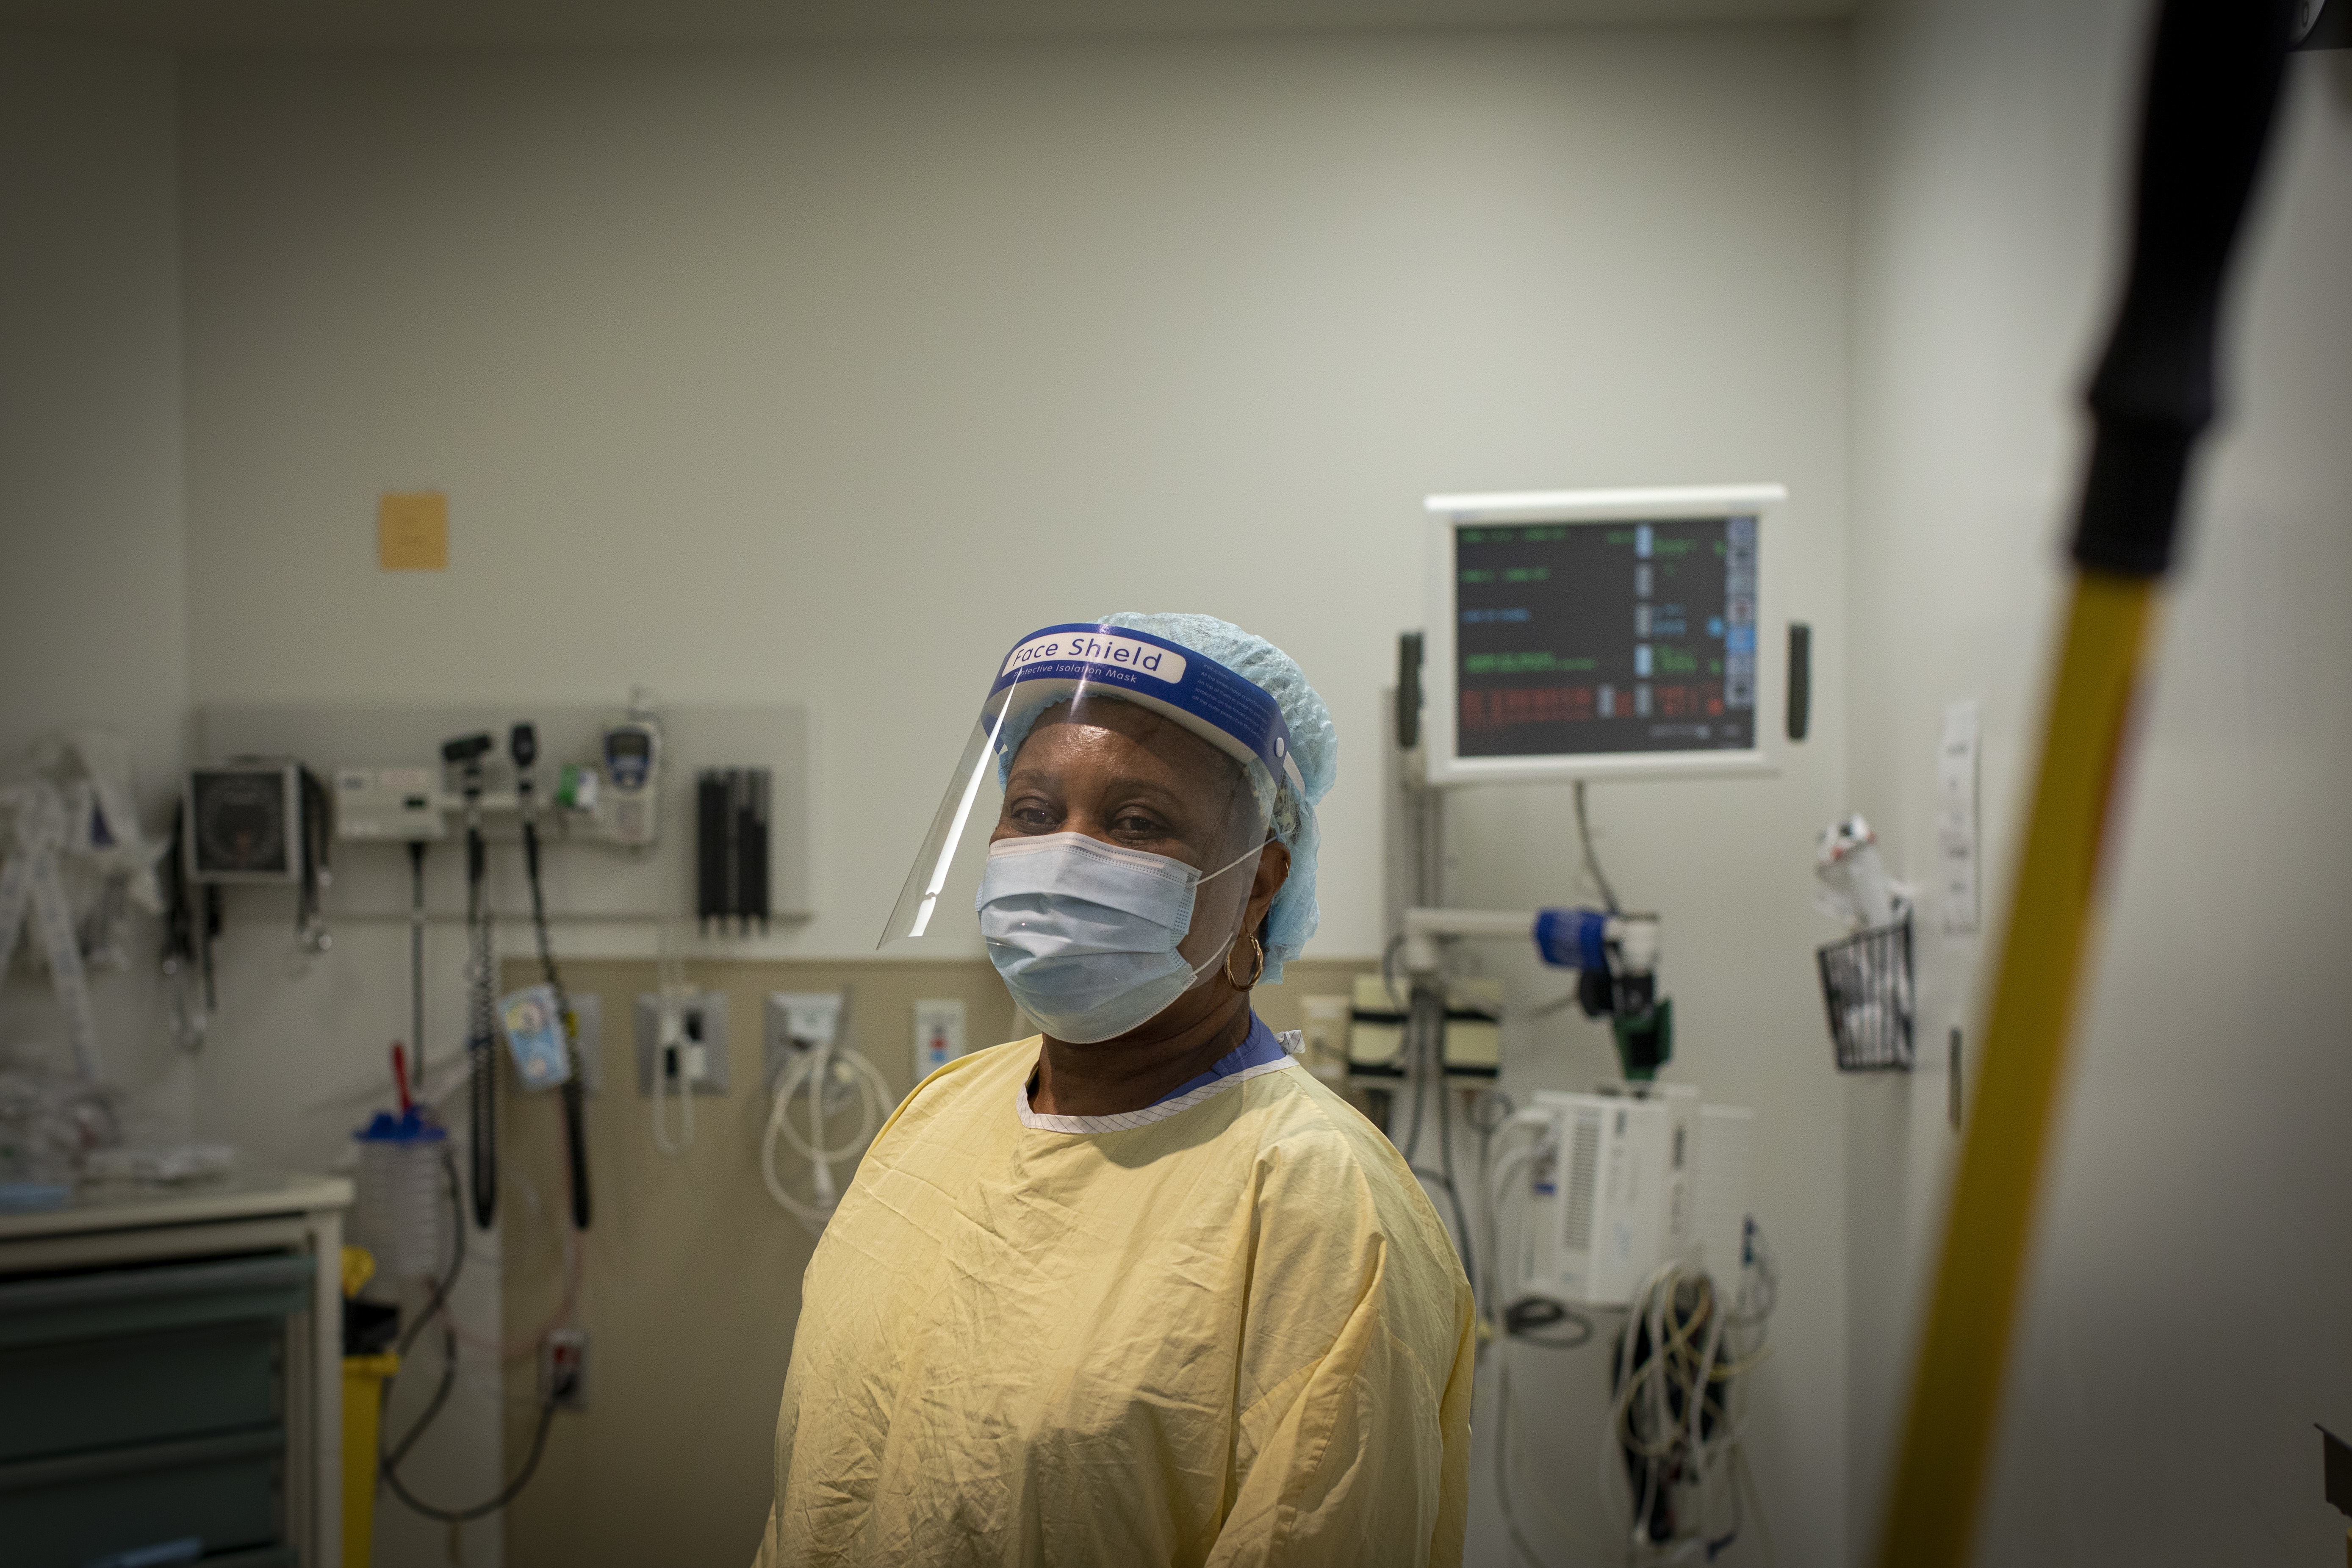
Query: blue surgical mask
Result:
<box><xmin>977</xmin><ymin>831</ymin><xmax>1262</xmax><ymax>1044</ymax></box>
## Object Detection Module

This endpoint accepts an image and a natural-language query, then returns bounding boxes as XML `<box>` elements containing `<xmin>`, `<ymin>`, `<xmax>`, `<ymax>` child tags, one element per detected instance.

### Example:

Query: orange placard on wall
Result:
<box><xmin>378</xmin><ymin>492</ymin><xmax>449</xmax><ymax>571</ymax></box>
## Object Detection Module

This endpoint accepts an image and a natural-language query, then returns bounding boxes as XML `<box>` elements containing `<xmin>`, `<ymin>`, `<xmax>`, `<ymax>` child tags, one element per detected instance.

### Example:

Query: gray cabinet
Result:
<box><xmin>0</xmin><ymin>1175</ymin><xmax>352</xmax><ymax>1568</ymax></box>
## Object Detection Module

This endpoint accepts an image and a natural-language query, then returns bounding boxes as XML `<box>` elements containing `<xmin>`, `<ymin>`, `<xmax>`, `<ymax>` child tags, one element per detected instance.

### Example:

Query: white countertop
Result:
<box><xmin>0</xmin><ymin>1169</ymin><xmax>353</xmax><ymax>1243</ymax></box>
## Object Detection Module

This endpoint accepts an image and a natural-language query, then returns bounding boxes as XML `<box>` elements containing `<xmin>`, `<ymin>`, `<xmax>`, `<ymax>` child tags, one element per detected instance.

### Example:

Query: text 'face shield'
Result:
<box><xmin>880</xmin><ymin>623</ymin><xmax>1304</xmax><ymax>953</ymax></box>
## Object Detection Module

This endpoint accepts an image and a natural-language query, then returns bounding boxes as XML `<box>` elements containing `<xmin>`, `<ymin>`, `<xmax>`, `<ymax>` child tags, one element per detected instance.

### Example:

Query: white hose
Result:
<box><xmin>650</xmin><ymin>930</ymin><xmax>695</xmax><ymax>1157</ymax></box>
<box><xmin>1477</xmin><ymin>1108</ymin><xmax>1557</xmax><ymax>1337</ymax></box>
<box><xmin>808</xmin><ymin>1039</ymin><xmax>835</xmax><ymax>1208</ymax></box>
<box><xmin>650</xmin><ymin>988</ymin><xmax>695</xmax><ymax>1158</ymax></box>
<box><xmin>761</xmin><ymin>1039</ymin><xmax>892</xmax><ymax>1238</ymax></box>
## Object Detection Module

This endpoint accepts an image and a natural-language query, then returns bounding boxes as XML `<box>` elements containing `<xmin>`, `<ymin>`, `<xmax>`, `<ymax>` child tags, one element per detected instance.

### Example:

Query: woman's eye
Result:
<box><xmin>1008</xmin><ymin>801</ymin><xmax>1059</xmax><ymax>829</ymax></box>
<box><xmin>1110</xmin><ymin>813</ymin><xmax>1169</xmax><ymax>838</ymax></box>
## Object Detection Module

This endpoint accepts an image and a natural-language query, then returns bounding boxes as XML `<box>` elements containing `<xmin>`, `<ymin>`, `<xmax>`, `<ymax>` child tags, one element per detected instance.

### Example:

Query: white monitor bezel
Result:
<box><xmin>1422</xmin><ymin>484</ymin><xmax>1787</xmax><ymax>786</ymax></box>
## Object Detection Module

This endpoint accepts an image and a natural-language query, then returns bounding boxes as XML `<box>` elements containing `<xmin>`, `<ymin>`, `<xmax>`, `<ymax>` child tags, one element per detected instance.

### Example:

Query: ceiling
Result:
<box><xmin>0</xmin><ymin>0</ymin><xmax>1851</xmax><ymax>53</ymax></box>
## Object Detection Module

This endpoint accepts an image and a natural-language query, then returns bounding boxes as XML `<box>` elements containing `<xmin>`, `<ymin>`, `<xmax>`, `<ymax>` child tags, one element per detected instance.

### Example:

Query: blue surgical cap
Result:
<box><xmin>995</xmin><ymin>612</ymin><xmax>1336</xmax><ymax>983</ymax></box>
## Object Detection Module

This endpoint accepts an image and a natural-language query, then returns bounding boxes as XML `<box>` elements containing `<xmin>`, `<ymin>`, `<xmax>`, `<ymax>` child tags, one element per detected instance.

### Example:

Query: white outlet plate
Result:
<box><xmin>634</xmin><ymin>991</ymin><xmax>730</xmax><ymax>1095</ymax></box>
<box><xmin>912</xmin><ymin>998</ymin><xmax>967</xmax><ymax>1080</ymax></box>
<box><xmin>543</xmin><ymin>1327</ymin><xmax>589</xmax><ymax>1411</ymax></box>
<box><xmin>764</xmin><ymin>990</ymin><xmax>850</xmax><ymax>1086</ymax></box>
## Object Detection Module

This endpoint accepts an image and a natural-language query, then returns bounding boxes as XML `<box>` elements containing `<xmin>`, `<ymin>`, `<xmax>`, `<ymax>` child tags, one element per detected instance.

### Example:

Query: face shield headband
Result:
<box><xmin>986</xmin><ymin>625</ymin><xmax>1305</xmax><ymax>800</ymax></box>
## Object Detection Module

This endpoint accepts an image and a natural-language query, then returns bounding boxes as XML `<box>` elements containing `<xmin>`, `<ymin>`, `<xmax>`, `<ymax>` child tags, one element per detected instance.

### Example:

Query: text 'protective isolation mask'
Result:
<box><xmin>978</xmin><ymin>831</ymin><xmax>1263</xmax><ymax>1044</ymax></box>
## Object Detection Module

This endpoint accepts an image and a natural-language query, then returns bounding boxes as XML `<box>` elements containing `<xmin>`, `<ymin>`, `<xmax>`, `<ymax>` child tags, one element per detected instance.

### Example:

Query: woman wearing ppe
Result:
<box><xmin>753</xmin><ymin>613</ymin><xmax>1475</xmax><ymax>1568</ymax></box>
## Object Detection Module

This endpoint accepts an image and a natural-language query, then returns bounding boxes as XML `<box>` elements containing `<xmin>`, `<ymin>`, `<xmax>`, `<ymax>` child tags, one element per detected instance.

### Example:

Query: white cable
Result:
<box><xmin>778</xmin><ymin>1050</ymin><xmax>889</xmax><ymax>1171</ymax></box>
<box><xmin>759</xmin><ymin>1050</ymin><xmax>817</xmax><ymax>1213</ymax></box>
<box><xmin>1475</xmin><ymin>1109</ymin><xmax>1554</xmax><ymax>1341</ymax></box>
<box><xmin>650</xmin><ymin>928</ymin><xmax>695</xmax><ymax>1156</ymax></box>
<box><xmin>1601</xmin><ymin>1260</ymin><xmax>1681</xmax><ymax>1554</ymax></box>
<box><xmin>809</xmin><ymin>1038</ymin><xmax>835</xmax><ymax>1207</ymax></box>
<box><xmin>1483</xmin><ymin>1143</ymin><xmax>1538</xmax><ymax>1331</ymax></box>
<box><xmin>1483</xmin><ymin>1116</ymin><xmax>1596</xmax><ymax>1558</ymax></box>
<box><xmin>1684</xmin><ymin>1276</ymin><xmax>1726</xmax><ymax>1534</ymax></box>
<box><xmin>761</xmin><ymin>1034</ymin><xmax>891</xmax><ymax>1239</ymax></box>
<box><xmin>810</xmin><ymin>1039</ymin><xmax>833</xmax><ymax>1207</ymax></box>
<box><xmin>650</xmin><ymin>989</ymin><xmax>696</xmax><ymax>1157</ymax></box>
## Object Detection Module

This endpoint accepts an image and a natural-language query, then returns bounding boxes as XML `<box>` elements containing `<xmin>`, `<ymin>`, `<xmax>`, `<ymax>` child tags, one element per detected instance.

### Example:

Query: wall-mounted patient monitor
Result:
<box><xmin>1421</xmin><ymin>484</ymin><xmax>1785</xmax><ymax>784</ymax></box>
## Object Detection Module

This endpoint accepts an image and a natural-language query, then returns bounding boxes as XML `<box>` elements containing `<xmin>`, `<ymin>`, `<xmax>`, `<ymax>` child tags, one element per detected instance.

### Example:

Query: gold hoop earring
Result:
<box><xmin>1225</xmin><ymin>934</ymin><xmax>1266</xmax><ymax>989</ymax></box>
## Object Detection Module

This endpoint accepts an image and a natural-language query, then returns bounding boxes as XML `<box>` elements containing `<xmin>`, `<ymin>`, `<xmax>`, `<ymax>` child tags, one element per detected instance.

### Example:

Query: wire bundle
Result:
<box><xmin>518</xmin><ymin>766</ymin><xmax>592</xmax><ymax>1229</ymax></box>
<box><xmin>1601</xmin><ymin>1249</ymin><xmax>1777</xmax><ymax>1564</ymax></box>
<box><xmin>463</xmin><ymin>868</ymin><xmax>498</xmax><ymax>1231</ymax></box>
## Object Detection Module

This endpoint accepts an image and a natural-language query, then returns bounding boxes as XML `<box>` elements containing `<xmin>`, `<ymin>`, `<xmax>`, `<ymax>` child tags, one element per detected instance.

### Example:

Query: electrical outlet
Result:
<box><xmin>634</xmin><ymin>992</ymin><xmax>730</xmax><ymax>1096</ymax></box>
<box><xmin>542</xmin><ymin>1329</ymin><xmax>588</xmax><ymax>1411</ymax></box>
<box><xmin>912</xmin><ymin>998</ymin><xmax>967</xmax><ymax>1079</ymax></box>
<box><xmin>765</xmin><ymin>990</ymin><xmax>850</xmax><ymax>1086</ymax></box>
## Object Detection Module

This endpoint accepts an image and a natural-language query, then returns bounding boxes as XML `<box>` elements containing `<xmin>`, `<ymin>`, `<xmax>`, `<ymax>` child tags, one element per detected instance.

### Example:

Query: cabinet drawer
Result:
<box><xmin>0</xmin><ymin>1319</ymin><xmax>279</xmax><ymax>1463</ymax></box>
<box><xmin>0</xmin><ymin>1426</ymin><xmax>283</xmax><ymax>1568</ymax></box>
<box><xmin>0</xmin><ymin>1253</ymin><xmax>313</xmax><ymax>1352</ymax></box>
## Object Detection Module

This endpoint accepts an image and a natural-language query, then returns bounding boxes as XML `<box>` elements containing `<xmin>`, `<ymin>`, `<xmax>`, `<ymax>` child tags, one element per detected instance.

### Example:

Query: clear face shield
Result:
<box><xmin>881</xmin><ymin>624</ymin><xmax>1307</xmax><ymax>994</ymax></box>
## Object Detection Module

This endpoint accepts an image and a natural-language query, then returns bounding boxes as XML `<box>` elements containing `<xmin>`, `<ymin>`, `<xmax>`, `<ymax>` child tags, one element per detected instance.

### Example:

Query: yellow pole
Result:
<box><xmin>343</xmin><ymin>1349</ymin><xmax>401</xmax><ymax>1568</ymax></box>
<box><xmin>1873</xmin><ymin>0</ymin><xmax>2291</xmax><ymax>1555</ymax></box>
<box><xmin>1874</xmin><ymin>571</ymin><xmax>2156</xmax><ymax>1568</ymax></box>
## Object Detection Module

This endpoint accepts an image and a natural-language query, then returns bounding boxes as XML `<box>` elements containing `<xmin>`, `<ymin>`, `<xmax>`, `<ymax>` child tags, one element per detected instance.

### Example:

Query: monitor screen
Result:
<box><xmin>1452</xmin><ymin>513</ymin><xmax>1757</xmax><ymax>759</ymax></box>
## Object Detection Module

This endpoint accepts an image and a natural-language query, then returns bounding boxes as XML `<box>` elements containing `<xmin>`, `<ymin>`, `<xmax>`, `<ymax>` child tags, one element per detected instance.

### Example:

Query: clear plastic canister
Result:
<box><xmin>350</xmin><ymin>1109</ymin><xmax>449</xmax><ymax>1280</ymax></box>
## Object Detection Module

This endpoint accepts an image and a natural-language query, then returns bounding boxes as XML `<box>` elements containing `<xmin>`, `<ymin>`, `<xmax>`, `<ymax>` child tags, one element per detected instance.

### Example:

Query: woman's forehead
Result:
<box><xmin>1013</xmin><ymin>698</ymin><xmax>1233</xmax><ymax>796</ymax></box>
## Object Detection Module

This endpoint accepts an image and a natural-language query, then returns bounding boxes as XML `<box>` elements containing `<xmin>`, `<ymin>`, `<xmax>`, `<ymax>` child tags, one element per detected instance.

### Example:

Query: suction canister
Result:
<box><xmin>350</xmin><ymin>1108</ymin><xmax>448</xmax><ymax>1280</ymax></box>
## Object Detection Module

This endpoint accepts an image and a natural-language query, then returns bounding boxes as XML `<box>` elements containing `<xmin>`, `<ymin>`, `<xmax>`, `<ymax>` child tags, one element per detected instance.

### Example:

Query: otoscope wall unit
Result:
<box><xmin>195</xmin><ymin>701</ymin><xmax>811</xmax><ymax>931</ymax></box>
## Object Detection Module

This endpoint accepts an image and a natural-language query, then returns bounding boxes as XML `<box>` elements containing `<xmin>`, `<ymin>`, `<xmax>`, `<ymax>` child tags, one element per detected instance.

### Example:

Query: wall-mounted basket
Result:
<box><xmin>1817</xmin><ymin>905</ymin><xmax>1914</xmax><ymax>1071</ymax></box>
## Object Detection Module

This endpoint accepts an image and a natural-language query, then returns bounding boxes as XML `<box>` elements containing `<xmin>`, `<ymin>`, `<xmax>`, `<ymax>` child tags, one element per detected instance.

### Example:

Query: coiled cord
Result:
<box><xmin>464</xmin><ymin>819</ymin><xmax>498</xmax><ymax>1231</ymax></box>
<box><xmin>761</xmin><ymin>1036</ymin><xmax>892</xmax><ymax>1238</ymax></box>
<box><xmin>379</xmin><ymin>1147</ymin><xmax>559</xmax><ymax>1525</ymax></box>
<box><xmin>520</xmin><ymin>809</ymin><xmax>591</xmax><ymax>1229</ymax></box>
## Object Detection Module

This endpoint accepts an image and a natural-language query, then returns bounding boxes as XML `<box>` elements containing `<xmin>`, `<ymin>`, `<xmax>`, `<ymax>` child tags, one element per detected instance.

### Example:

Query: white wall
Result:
<box><xmin>1846</xmin><ymin>1</ymin><xmax>2352</xmax><ymax>1560</ymax></box>
<box><xmin>175</xmin><ymin>27</ymin><xmax>1850</xmax><ymax>961</ymax></box>
<box><xmin>178</xmin><ymin>24</ymin><xmax>1855</xmax><ymax>1565</ymax></box>
<box><xmin>0</xmin><ymin>36</ymin><xmax>191</xmax><ymax>1138</ymax></box>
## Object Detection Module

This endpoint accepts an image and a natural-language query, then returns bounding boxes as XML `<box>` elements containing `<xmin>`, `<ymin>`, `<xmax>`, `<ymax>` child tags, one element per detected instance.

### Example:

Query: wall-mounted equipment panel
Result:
<box><xmin>196</xmin><ymin>702</ymin><xmax>811</xmax><ymax>928</ymax></box>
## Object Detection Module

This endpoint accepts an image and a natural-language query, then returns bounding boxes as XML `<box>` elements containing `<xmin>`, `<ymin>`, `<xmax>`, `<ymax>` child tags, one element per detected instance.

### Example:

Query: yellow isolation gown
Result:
<box><xmin>751</xmin><ymin>1033</ymin><xmax>1476</xmax><ymax>1568</ymax></box>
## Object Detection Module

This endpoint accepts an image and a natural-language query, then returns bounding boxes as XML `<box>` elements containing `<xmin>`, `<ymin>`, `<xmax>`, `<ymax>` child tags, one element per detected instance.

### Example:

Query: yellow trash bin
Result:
<box><xmin>342</xmin><ymin>1350</ymin><xmax>400</xmax><ymax>1568</ymax></box>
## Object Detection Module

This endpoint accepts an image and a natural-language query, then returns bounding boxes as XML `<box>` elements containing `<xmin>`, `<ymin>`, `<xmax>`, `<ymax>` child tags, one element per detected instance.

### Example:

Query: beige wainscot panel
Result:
<box><xmin>496</xmin><ymin>956</ymin><xmax>1371</xmax><ymax>1567</ymax></box>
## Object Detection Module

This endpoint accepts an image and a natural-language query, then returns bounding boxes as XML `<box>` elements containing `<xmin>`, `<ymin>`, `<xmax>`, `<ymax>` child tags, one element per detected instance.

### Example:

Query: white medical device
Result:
<box><xmin>1515</xmin><ymin>1086</ymin><xmax>1753</xmax><ymax>1308</ymax></box>
<box><xmin>332</xmin><ymin>765</ymin><xmax>446</xmax><ymax>842</ymax></box>
<box><xmin>329</xmin><ymin>706</ymin><xmax>663</xmax><ymax>848</ymax></box>
<box><xmin>599</xmin><ymin>716</ymin><xmax>660</xmax><ymax>847</ymax></box>
<box><xmin>1421</xmin><ymin>485</ymin><xmax>1784</xmax><ymax>784</ymax></box>
<box><xmin>185</xmin><ymin>763</ymin><xmax>304</xmax><ymax>881</ymax></box>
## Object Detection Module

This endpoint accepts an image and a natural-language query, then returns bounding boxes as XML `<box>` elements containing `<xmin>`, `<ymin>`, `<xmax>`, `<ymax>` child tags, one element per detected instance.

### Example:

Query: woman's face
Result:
<box><xmin>993</xmin><ymin>696</ymin><xmax>1284</xmax><ymax>972</ymax></box>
